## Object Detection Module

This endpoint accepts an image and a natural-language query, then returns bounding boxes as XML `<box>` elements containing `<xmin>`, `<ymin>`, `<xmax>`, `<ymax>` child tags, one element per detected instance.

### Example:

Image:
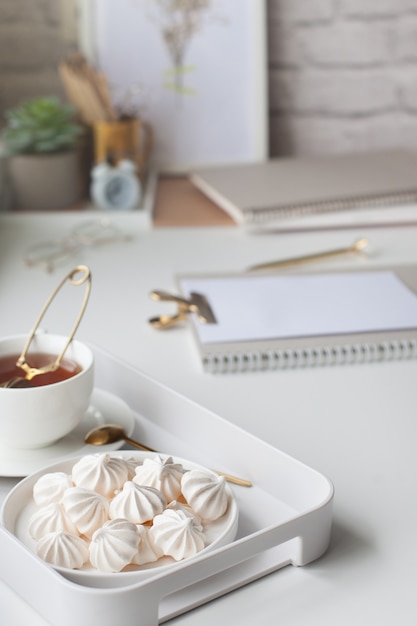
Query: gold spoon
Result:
<box><xmin>84</xmin><ymin>424</ymin><xmax>252</xmax><ymax>488</ymax></box>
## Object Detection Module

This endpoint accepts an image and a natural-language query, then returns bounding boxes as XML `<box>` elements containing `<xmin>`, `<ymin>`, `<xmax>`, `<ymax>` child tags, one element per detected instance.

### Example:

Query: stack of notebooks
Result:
<box><xmin>190</xmin><ymin>150</ymin><xmax>417</xmax><ymax>229</ymax></box>
<box><xmin>177</xmin><ymin>265</ymin><xmax>417</xmax><ymax>373</ymax></box>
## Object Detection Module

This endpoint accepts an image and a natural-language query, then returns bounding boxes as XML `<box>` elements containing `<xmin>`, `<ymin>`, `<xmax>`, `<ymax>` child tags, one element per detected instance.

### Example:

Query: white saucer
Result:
<box><xmin>0</xmin><ymin>389</ymin><xmax>135</xmax><ymax>477</ymax></box>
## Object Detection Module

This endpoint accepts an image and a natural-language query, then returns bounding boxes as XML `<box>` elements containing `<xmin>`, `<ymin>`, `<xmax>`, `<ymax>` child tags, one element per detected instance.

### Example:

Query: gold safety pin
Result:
<box><xmin>149</xmin><ymin>290</ymin><xmax>217</xmax><ymax>330</ymax></box>
<box><xmin>16</xmin><ymin>265</ymin><xmax>92</xmax><ymax>379</ymax></box>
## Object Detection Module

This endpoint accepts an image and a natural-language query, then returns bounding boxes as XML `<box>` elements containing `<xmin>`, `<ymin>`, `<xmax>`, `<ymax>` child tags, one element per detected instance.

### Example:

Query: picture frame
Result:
<box><xmin>77</xmin><ymin>0</ymin><xmax>268</xmax><ymax>172</ymax></box>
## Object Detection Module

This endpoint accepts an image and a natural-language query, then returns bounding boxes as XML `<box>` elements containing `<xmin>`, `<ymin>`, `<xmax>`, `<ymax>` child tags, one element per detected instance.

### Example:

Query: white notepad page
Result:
<box><xmin>179</xmin><ymin>271</ymin><xmax>417</xmax><ymax>344</ymax></box>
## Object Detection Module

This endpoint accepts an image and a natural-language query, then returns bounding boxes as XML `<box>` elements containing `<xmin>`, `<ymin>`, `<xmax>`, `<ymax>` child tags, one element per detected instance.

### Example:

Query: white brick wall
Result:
<box><xmin>0</xmin><ymin>0</ymin><xmax>76</xmax><ymax>115</ymax></box>
<box><xmin>268</xmin><ymin>0</ymin><xmax>417</xmax><ymax>155</ymax></box>
<box><xmin>2</xmin><ymin>0</ymin><xmax>417</xmax><ymax>158</ymax></box>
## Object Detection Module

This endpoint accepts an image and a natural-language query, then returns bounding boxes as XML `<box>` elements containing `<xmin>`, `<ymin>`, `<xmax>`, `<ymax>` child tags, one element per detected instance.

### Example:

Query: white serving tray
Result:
<box><xmin>0</xmin><ymin>346</ymin><xmax>334</xmax><ymax>626</ymax></box>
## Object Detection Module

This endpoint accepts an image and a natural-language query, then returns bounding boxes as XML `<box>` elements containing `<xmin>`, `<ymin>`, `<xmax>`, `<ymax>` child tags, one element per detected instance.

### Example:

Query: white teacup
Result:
<box><xmin>0</xmin><ymin>333</ymin><xmax>94</xmax><ymax>449</ymax></box>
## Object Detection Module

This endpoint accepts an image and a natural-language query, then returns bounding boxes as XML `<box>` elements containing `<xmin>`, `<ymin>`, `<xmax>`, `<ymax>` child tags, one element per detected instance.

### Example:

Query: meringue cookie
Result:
<box><xmin>166</xmin><ymin>500</ymin><xmax>196</xmax><ymax>518</ymax></box>
<box><xmin>109</xmin><ymin>481</ymin><xmax>166</xmax><ymax>524</ymax></box>
<box><xmin>27</xmin><ymin>453</ymin><xmax>235</xmax><ymax>574</ymax></box>
<box><xmin>28</xmin><ymin>502</ymin><xmax>78</xmax><ymax>541</ymax></box>
<box><xmin>33</xmin><ymin>472</ymin><xmax>73</xmax><ymax>507</ymax></box>
<box><xmin>72</xmin><ymin>453</ymin><xmax>129</xmax><ymax>497</ymax></box>
<box><xmin>132</xmin><ymin>524</ymin><xmax>161</xmax><ymax>565</ymax></box>
<box><xmin>89</xmin><ymin>518</ymin><xmax>139</xmax><ymax>572</ymax></box>
<box><xmin>133</xmin><ymin>455</ymin><xmax>184</xmax><ymax>502</ymax></box>
<box><xmin>181</xmin><ymin>469</ymin><xmax>228</xmax><ymax>521</ymax></box>
<box><xmin>62</xmin><ymin>487</ymin><xmax>109</xmax><ymax>539</ymax></box>
<box><xmin>150</xmin><ymin>509</ymin><xmax>206</xmax><ymax>561</ymax></box>
<box><xmin>36</xmin><ymin>531</ymin><xmax>89</xmax><ymax>570</ymax></box>
<box><xmin>123</xmin><ymin>456</ymin><xmax>143</xmax><ymax>480</ymax></box>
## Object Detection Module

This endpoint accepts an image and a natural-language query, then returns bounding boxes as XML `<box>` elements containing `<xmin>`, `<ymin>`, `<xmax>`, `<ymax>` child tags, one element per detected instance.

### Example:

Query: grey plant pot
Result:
<box><xmin>9</xmin><ymin>150</ymin><xmax>82</xmax><ymax>211</ymax></box>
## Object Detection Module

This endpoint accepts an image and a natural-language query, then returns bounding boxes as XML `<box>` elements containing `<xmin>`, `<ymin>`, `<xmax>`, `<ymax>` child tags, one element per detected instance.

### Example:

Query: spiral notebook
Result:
<box><xmin>190</xmin><ymin>150</ymin><xmax>417</xmax><ymax>228</ymax></box>
<box><xmin>178</xmin><ymin>265</ymin><xmax>417</xmax><ymax>373</ymax></box>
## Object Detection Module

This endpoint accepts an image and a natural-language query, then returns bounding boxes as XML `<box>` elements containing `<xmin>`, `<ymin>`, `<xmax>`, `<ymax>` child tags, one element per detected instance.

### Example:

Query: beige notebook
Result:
<box><xmin>177</xmin><ymin>265</ymin><xmax>417</xmax><ymax>373</ymax></box>
<box><xmin>190</xmin><ymin>150</ymin><xmax>417</xmax><ymax>226</ymax></box>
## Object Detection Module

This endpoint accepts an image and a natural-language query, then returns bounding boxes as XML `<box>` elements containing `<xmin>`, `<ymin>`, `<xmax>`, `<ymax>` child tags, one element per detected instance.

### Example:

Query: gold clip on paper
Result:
<box><xmin>149</xmin><ymin>290</ymin><xmax>217</xmax><ymax>329</ymax></box>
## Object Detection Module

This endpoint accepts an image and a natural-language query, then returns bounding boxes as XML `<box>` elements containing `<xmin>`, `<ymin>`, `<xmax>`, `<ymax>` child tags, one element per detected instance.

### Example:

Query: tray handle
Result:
<box><xmin>0</xmin><ymin>502</ymin><xmax>332</xmax><ymax>626</ymax></box>
<box><xmin>151</xmin><ymin>506</ymin><xmax>332</xmax><ymax>616</ymax></box>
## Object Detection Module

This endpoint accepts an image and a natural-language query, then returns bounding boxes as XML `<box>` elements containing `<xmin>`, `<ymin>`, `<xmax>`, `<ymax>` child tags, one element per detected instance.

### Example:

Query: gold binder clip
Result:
<box><xmin>149</xmin><ymin>290</ymin><xmax>217</xmax><ymax>329</ymax></box>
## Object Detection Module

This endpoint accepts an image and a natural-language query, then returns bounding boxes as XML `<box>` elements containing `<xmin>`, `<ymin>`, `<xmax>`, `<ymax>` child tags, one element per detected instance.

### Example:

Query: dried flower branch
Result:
<box><xmin>143</xmin><ymin>0</ymin><xmax>216</xmax><ymax>94</ymax></box>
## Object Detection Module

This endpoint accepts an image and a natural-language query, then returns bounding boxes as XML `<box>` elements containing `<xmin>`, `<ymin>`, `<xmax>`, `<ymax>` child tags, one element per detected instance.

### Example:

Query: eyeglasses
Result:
<box><xmin>24</xmin><ymin>219</ymin><xmax>132</xmax><ymax>272</ymax></box>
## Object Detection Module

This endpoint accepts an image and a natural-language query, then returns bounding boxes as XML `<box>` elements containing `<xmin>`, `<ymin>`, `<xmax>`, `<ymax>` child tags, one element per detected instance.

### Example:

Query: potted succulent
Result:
<box><xmin>1</xmin><ymin>96</ymin><xmax>84</xmax><ymax>211</ymax></box>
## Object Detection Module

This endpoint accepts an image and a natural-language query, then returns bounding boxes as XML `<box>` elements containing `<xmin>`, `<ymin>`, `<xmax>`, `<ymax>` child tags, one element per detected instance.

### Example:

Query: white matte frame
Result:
<box><xmin>77</xmin><ymin>0</ymin><xmax>268</xmax><ymax>172</ymax></box>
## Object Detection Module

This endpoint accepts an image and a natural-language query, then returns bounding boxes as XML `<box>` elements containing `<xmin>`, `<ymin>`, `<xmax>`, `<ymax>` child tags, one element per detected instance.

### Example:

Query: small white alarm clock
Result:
<box><xmin>90</xmin><ymin>160</ymin><xmax>141</xmax><ymax>211</ymax></box>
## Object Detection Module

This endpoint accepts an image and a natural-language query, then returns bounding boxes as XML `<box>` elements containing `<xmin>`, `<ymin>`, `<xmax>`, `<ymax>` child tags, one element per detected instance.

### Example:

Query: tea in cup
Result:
<box><xmin>0</xmin><ymin>333</ymin><xmax>94</xmax><ymax>449</ymax></box>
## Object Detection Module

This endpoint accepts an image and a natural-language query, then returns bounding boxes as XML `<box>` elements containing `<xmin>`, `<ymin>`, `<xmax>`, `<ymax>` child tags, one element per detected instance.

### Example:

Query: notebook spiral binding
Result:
<box><xmin>244</xmin><ymin>191</ymin><xmax>417</xmax><ymax>224</ymax></box>
<box><xmin>203</xmin><ymin>339</ymin><xmax>417</xmax><ymax>373</ymax></box>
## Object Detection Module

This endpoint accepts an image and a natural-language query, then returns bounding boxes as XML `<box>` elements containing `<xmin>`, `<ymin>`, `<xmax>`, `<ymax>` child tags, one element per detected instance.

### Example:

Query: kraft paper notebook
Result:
<box><xmin>190</xmin><ymin>150</ymin><xmax>417</xmax><ymax>228</ymax></box>
<box><xmin>177</xmin><ymin>265</ymin><xmax>417</xmax><ymax>373</ymax></box>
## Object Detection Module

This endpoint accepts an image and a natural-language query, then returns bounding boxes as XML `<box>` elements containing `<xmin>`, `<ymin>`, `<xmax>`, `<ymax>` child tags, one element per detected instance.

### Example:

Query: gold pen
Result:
<box><xmin>247</xmin><ymin>237</ymin><xmax>369</xmax><ymax>272</ymax></box>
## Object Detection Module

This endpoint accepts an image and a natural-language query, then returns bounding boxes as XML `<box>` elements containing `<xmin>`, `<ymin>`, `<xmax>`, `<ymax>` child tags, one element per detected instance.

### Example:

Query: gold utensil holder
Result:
<box><xmin>93</xmin><ymin>118</ymin><xmax>153</xmax><ymax>180</ymax></box>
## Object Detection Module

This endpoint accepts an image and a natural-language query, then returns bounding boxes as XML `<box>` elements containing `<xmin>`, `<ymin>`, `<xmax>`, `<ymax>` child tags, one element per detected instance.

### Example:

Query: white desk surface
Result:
<box><xmin>1</xmin><ymin>210</ymin><xmax>417</xmax><ymax>625</ymax></box>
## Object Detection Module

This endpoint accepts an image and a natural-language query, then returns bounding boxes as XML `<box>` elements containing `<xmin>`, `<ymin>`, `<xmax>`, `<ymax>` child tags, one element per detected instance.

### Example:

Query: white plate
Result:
<box><xmin>1</xmin><ymin>451</ymin><xmax>239</xmax><ymax>588</ymax></box>
<box><xmin>0</xmin><ymin>389</ymin><xmax>135</xmax><ymax>477</ymax></box>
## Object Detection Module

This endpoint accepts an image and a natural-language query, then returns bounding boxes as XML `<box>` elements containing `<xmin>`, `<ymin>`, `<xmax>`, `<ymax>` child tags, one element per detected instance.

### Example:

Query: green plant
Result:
<box><xmin>1</xmin><ymin>96</ymin><xmax>82</xmax><ymax>155</ymax></box>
